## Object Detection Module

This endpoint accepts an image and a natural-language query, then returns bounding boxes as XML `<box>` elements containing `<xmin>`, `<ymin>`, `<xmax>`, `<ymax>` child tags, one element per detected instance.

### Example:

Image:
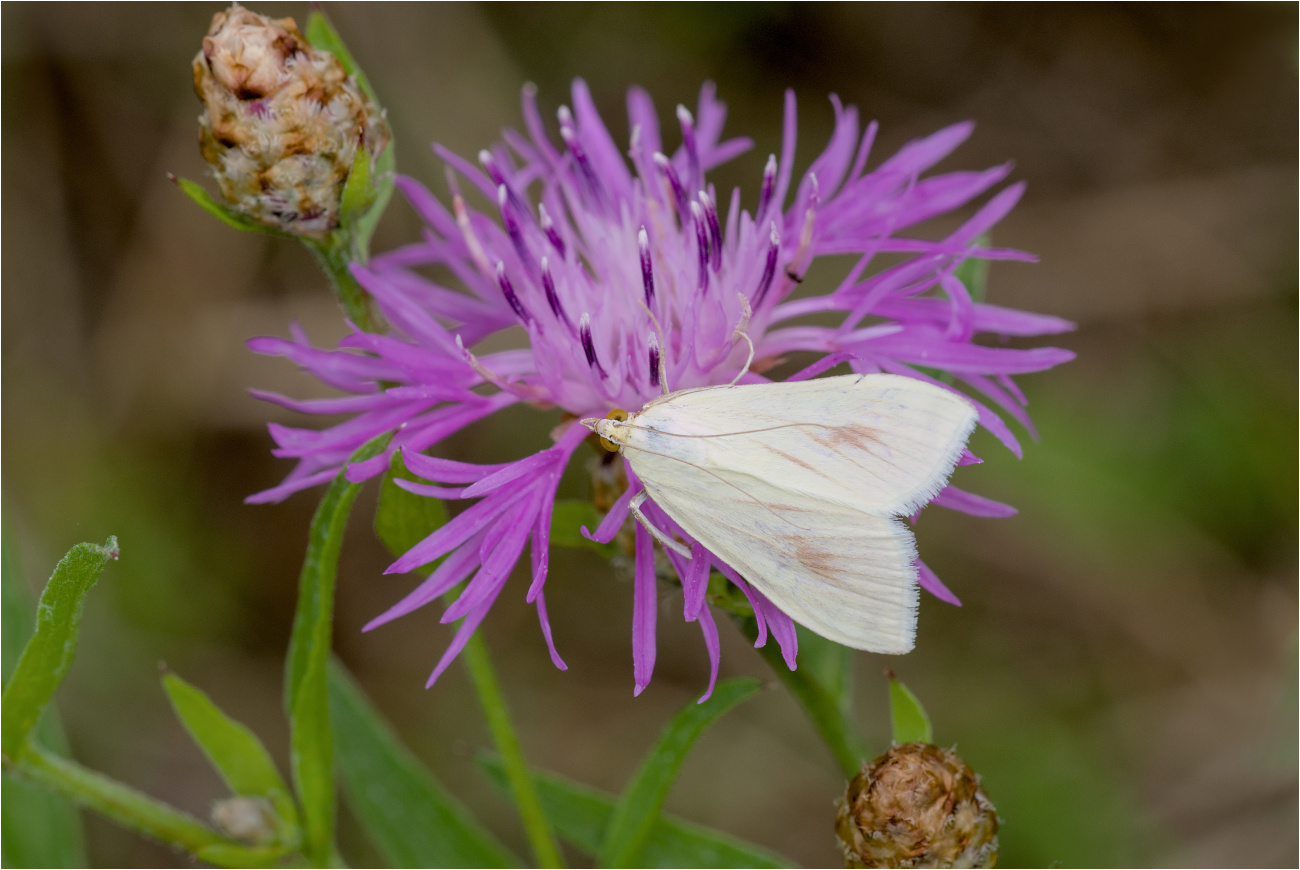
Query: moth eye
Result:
<box><xmin>599</xmin><ymin>408</ymin><xmax>628</xmax><ymax>453</ymax></box>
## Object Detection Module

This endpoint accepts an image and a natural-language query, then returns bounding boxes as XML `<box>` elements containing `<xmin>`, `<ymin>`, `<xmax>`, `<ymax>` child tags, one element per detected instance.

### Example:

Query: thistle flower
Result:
<box><xmin>193</xmin><ymin>4</ymin><xmax>389</xmax><ymax>235</ymax></box>
<box><xmin>250</xmin><ymin>81</ymin><xmax>1073</xmax><ymax>696</ymax></box>
<box><xmin>835</xmin><ymin>742</ymin><xmax>999</xmax><ymax>868</ymax></box>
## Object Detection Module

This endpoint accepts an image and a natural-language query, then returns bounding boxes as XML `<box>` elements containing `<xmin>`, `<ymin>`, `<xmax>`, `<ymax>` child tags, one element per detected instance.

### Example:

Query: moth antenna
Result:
<box><xmin>725</xmin><ymin>293</ymin><xmax>755</xmax><ymax>387</ymax></box>
<box><xmin>733</xmin><ymin>293</ymin><xmax>753</xmax><ymax>338</ymax></box>
<box><xmin>727</xmin><ymin>294</ymin><xmax>756</xmax><ymax>386</ymax></box>
<box><xmin>636</xmin><ymin>298</ymin><xmax>671</xmax><ymax>394</ymax></box>
<box><xmin>728</xmin><ymin>330</ymin><xmax>755</xmax><ymax>387</ymax></box>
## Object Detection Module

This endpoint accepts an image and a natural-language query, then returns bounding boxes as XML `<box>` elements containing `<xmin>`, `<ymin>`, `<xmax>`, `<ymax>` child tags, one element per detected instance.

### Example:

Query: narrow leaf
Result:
<box><xmin>328</xmin><ymin>661</ymin><xmax>519</xmax><ymax>868</ymax></box>
<box><xmin>285</xmin><ymin>434</ymin><xmax>391</xmax><ymax>865</ymax></box>
<box><xmin>304</xmin><ymin>10</ymin><xmax>365</xmax><ymax>92</ymax></box>
<box><xmin>355</xmin><ymin>143</ymin><xmax>396</xmax><ymax>260</ymax></box>
<box><xmin>374</xmin><ymin>450</ymin><xmax>449</xmax><ymax>564</ymax></box>
<box><xmin>290</xmin><ymin>678</ymin><xmax>333</xmax><ymax>865</ymax></box>
<box><xmin>888</xmin><ymin>674</ymin><xmax>934</xmax><ymax>745</ymax></box>
<box><xmin>303</xmin><ymin>9</ymin><xmax>393</xmax><ymax>259</ymax></box>
<box><xmin>338</xmin><ymin>145</ymin><xmax>373</xmax><ymax>229</ymax></box>
<box><xmin>549</xmin><ymin>500</ymin><xmax>619</xmax><ymax>558</ymax></box>
<box><xmin>171</xmin><ymin>175</ymin><xmax>280</xmax><ymax>235</ymax></box>
<box><xmin>194</xmin><ymin>843</ymin><xmax>292</xmax><ymax>868</ymax></box>
<box><xmin>794</xmin><ymin>625</ymin><xmax>854</xmax><ymax>717</ymax></box>
<box><xmin>2</xmin><ymin>528</ymin><xmax>86</xmax><ymax>868</ymax></box>
<box><xmin>2</xmin><ymin>537</ymin><xmax>117</xmax><ymax>758</ymax></box>
<box><xmin>599</xmin><ymin>678</ymin><xmax>762</xmax><ymax>868</ymax></box>
<box><xmin>162</xmin><ymin>672</ymin><xmax>299</xmax><ymax>833</ymax></box>
<box><xmin>954</xmin><ymin>233</ymin><xmax>992</xmax><ymax>303</ymax></box>
<box><xmin>477</xmin><ymin>754</ymin><xmax>793</xmax><ymax>868</ymax></box>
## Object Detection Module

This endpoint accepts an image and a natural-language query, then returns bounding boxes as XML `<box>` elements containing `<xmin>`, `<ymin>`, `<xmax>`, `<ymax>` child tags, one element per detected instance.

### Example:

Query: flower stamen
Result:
<box><xmin>579</xmin><ymin>312</ymin><xmax>608</xmax><ymax>379</ymax></box>
<box><xmin>689</xmin><ymin>201</ymin><xmax>710</xmax><ymax>294</ymax></box>
<box><xmin>495</xmin><ymin>262</ymin><xmax>531</xmax><ymax>324</ymax></box>
<box><xmin>757</xmin><ymin>154</ymin><xmax>777</xmax><ymax>219</ymax></box>
<box><xmin>676</xmin><ymin>104</ymin><xmax>700</xmax><ymax>190</ymax></box>
<box><xmin>698</xmin><ymin>191</ymin><xmax>723</xmax><ymax>272</ymax></box>
<box><xmin>648</xmin><ymin>331</ymin><xmax>662</xmax><ymax>390</ymax></box>
<box><xmin>638</xmin><ymin>227</ymin><xmax>656</xmax><ymax>307</ymax></box>
<box><xmin>498</xmin><ymin>185</ymin><xmax>531</xmax><ymax>269</ymax></box>
<box><xmin>540</xmin><ymin>257</ymin><xmax>573</xmax><ymax>330</ymax></box>
<box><xmin>538</xmin><ymin>203</ymin><xmax>566</xmax><ymax>258</ymax></box>
<box><xmin>652</xmin><ymin>152</ymin><xmax>689</xmax><ymax>220</ymax></box>
<box><xmin>785</xmin><ymin>173</ymin><xmax>819</xmax><ymax>287</ymax></box>
<box><xmin>754</xmin><ymin>222</ymin><xmax>780</xmax><ymax>307</ymax></box>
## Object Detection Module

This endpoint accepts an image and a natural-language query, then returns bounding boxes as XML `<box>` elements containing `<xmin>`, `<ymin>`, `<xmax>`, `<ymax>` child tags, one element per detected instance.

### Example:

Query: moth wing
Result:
<box><xmin>630</xmin><ymin>453</ymin><xmax>919</xmax><ymax>653</ymax></box>
<box><xmin>636</xmin><ymin>373</ymin><xmax>977</xmax><ymax>517</ymax></box>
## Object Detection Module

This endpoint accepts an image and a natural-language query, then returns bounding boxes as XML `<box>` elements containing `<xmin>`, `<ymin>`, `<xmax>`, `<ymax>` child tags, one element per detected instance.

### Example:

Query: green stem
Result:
<box><xmin>307</xmin><ymin>237</ymin><xmax>382</xmax><ymax>334</ymax></box>
<box><xmin>10</xmin><ymin>745</ymin><xmax>225</xmax><ymax>855</ymax></box>
<box><xmin>459</xmin><ymin>631</ymin><xmax>564</xmax><ymax>868</ymax></box>
<box><xmin>736</xmin><ymin>617</ymin><xmax>867</xmax><ymax>778</ymax></box>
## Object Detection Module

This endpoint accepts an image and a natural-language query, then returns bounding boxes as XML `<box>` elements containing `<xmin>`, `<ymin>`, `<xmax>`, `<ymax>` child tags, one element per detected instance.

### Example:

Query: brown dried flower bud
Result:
<box><xmin>211</xmin><ymin>796</ymin><xmax>277</xmax><ymax>846</ymax></box>
<box><xmin>835</xmin><ymin>742</ymin><xmax>999</xmax><ymax>868</ymax></box>
<box><xmin>192</xmin><ymin>4</ymin><xmax>389</xmax><ymax>236</ymax></box>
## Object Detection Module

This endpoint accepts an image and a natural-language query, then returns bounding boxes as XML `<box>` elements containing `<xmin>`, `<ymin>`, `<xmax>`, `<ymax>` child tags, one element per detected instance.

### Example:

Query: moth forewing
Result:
<box><xmin>636</xmin><ymin>466</ymin><xmax>920</xmax><ymax>653</ymax></box>
<box><xmin>630</xmin><ymin>374</ymin><xmax>978</xmax><ymax>516</ymax></box>
<box><xmin>602</xmin><ymin>372</ymin><xmax>977</xmax><ymax>653</ymax></box>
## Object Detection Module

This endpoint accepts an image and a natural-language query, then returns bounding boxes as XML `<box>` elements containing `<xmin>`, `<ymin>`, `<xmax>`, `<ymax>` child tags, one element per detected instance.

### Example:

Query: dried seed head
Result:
<box><xmin>835</xmin><ymin>742</ymin><xmax>999</xmax><ymax>868</ymax></box>
<box><xmin>211</xmin><ymin>796</ymin><xmax>277</xmax><ymax>846</ymax></box>
<box><xmin>192</xmin><ymin>4</ymin><xmax>389</xmax><ymax>235</ymax></box>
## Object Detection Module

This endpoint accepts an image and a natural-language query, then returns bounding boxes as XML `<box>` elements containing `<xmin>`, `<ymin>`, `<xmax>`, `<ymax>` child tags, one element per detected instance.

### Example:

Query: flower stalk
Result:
<box><xmin>459</xmin><ymin>629</ymin><xmax>566</xmax><ymax>868</ymax></box>
<box><xmin>12</xmin><ymin>746</ymin><xmax>228</xmax><ymax>857</ymax></box>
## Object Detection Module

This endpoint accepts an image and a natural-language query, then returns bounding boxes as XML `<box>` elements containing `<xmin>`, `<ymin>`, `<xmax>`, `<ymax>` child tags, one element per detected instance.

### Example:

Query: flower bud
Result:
<box><xmin>210</xmin><ymin>796</ymin><xmax>277</xmax><ymax>846</ymax></box>
<box><xmin>192</xmin><ymin>4</ymin><xmax>389</xmax><ymax>236</ymax></box>
<box><xmin>835</xmin><ymin>742</ymin><xmax>998</xmax><ymax>868</ymax></box>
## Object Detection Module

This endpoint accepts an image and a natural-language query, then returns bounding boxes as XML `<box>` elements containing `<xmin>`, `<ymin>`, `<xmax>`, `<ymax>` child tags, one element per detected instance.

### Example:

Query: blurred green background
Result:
<box><xmin>3</xmin><ymin>3</ymin><xmax>1296</xmax><ymax>866</ymax></box>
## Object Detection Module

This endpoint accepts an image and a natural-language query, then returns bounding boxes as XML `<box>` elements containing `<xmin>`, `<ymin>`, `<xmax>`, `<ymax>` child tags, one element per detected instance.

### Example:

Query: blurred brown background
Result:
<box><xmin>3</xmin><ymin>3</ymin><xmax>1296</xmax><ymax>866</ymax></box>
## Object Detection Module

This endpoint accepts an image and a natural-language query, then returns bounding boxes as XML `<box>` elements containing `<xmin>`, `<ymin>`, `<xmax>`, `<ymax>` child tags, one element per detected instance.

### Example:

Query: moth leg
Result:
<box><xmin>629</xmin><ymin>491</ymin><xmax>693</xmax><ymax>558</ymax></box>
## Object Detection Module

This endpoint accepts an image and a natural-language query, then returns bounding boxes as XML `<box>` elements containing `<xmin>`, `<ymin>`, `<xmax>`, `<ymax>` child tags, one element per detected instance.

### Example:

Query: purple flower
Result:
<box><xmin>250</xmin><ymin>80</ymin><xmax>1074</xmax><ymax>698</ymax></box>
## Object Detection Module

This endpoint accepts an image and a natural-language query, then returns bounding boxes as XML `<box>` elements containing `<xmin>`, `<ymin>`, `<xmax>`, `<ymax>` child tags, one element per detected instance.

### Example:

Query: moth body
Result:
<box><xmin>581</xmin><ymin>373</ymin><xmax>977</xmax><ymax>654</ymax></box>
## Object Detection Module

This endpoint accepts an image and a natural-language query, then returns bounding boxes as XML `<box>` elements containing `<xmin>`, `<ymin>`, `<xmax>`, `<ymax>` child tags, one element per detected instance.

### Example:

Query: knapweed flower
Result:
<box><xmin>193</xmin><ymin>4</ymin><xmax>389</xmax><ymax>235</ymax></box>
<box><xmin>250</xmin><ymin>80</ymin><xmax>1073</xmax><ymax>697</ymax></box>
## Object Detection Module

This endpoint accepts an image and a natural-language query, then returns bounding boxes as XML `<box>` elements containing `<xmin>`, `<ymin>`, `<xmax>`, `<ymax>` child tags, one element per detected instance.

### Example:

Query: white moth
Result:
<box><xmin>581</xmin><ymin>373</ymin><xmax>977</xmax><ymax>654</ymax></box>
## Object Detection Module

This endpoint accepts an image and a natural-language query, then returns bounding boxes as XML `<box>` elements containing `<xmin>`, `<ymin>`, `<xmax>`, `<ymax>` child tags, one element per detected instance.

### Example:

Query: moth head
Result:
<box><xmin>580</xmin><ymin>408</ymin><xmax>630</xmax><ymax>453</ymax></box>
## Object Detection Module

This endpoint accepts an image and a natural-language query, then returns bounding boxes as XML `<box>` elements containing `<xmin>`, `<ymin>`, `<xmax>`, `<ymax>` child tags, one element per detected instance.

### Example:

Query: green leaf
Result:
<box><xmin>304</xmin><ymin>10</ymin><xmax>367</xmax><ymax>94</ymax></box>
<box><xmin>194</xmin><ymin>843</ymin><xmax>292</xmax><ymax>868</ymax></box>
<box><xmin>549</xmin><ymin>500</ymin><xmax>619</xmax><ymax>558</ymax></box>
<box><xmin>2</xmin><ymin>537</ymin><xmax>117</xmax><ymax>759</ymax></box>
<box><xmin>374</xmin><ymin>450</ymin><xmax>449</xmax><ymax>564</ymax></box>
<box><xmin>170</xmin><ymin>175</ymin><xmax>282</xmax><ymax>236</ymax></box>
<box><xmin>599</xmin><ymin>678</ymin><xmax>762</xmax><ymax>868</ymax></box>
<box><xmin>285</xmin><ymin>434</ymin><xmax>392</xmax><ymax>865</ymax></box>
<box><xmin>953</xmin><ymin>233</ymin><xmax>991</xmax><ymax>304</ymax></box>
<box><xmin>888</xmin><ymin>674</ymin><xmax>933</xmax><ymax>745</ymax></box>
<box><xmin>477</xmin><ymin>755</ymin><xmax>793</xmax><ymax>868</ymax></box>
<box><xmin>338</xmin><ymin>145</ymin><xmax>374</xmax><ymax>229</ymax></box>
<box><xmin>794</xmin><ymin>624</ymin><xmax>853</xmax><ymax>717</ymax></box>
<box><xmin>302</xmin><ymin>7</ymin><xmax>390</xmax><ymax>261</ymax></box>
<box><xmin>162</xmin><ymin>672</ymin><xmax>299</xmax><ymax>836</ymax></box>
<box><xmin>304</xmin><ymin>8</ymin><xmax>394</xmax><ymax>261</ymax></box>
<box><xmin>2</xmin><ymin>528</ymin><xmax>87</xmax><ymax>868</ymax></box>
<box><xmin>354</xmin><ymin>141</ymin><xmax>395</xmax><ymax>261</ymax></box>
<box><xmin>736</xmin><ymin>615</ymin><xmax>866</xmax><ymax>777</ymax></box>
<box><xmin>328</xmin><ymin>660</ymin><xmax>520</xmax><ymax>868</ymax></box>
